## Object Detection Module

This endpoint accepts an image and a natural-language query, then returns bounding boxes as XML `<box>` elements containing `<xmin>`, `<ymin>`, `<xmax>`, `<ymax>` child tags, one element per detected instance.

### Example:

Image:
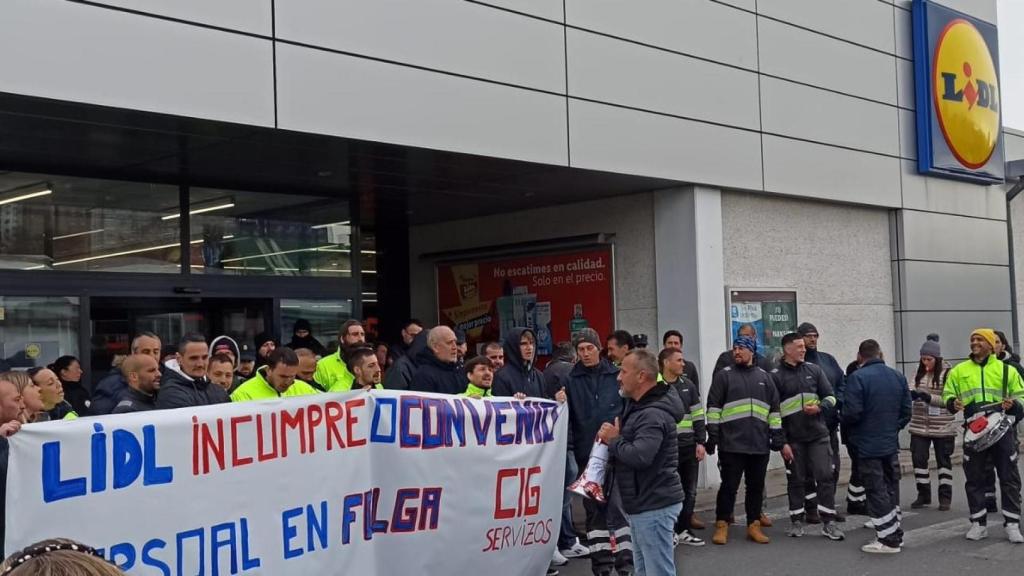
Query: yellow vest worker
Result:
<box><xmin>461</xmin><ymin>356</ymin><xmax>495</xmax><ymax>398</ymax></box>
<box><xmin>231</xmin><ymin>348</ymin><xmax>319</xmax><ymax>402</ymax></box>
<box><xmin>315</xmin><ymin>319</ymin><xmax>367</xmax><ymax>392</ymax></box>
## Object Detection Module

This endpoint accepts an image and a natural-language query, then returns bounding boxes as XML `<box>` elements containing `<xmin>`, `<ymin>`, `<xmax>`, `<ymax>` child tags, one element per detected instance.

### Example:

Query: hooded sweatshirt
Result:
<box><xmin>608</xmin><ymin>383</ymin><xmax>686</xmax><ymax>514</ymax></box>
<box><xmin>154</xmin><ymin>359</ymin><xmax>230</xmax><ymax>410</ymax></box>
<box><xmin>384</xmin><ymin>331</ymin><xmax>428</xmax><ymax>391</ymax></box>
<box><xmin>492</xmin><ymin>328</ymin><xmax>546</xmax><ymax>399</ymax></box>
<box><xmin>286</xmin><ymin>319</ymin><xmax>327</xmax><ymax>357</ymax></box>
<box><xmin>210</xmin><ymin>335</ymin><xmax>241</xmax><ymax>364</ymax></box>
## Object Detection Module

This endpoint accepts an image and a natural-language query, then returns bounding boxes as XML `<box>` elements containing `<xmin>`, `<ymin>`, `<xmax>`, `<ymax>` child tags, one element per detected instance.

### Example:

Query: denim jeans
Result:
<box><xmin>627</xmin><ymin>502</ymin><xmax>681</xmax><ymax>576</ymax></box>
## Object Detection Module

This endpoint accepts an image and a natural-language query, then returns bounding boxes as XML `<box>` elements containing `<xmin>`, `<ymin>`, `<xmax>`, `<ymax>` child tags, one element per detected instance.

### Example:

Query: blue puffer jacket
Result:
<box><xmin>563</xmin><ymin>358</ymin><xmax>624</xmax><ymax>464</ymax></box>
<box><xmin>841</xmin><ymin>358</ymin><xmax>912</xmax><ymax>458</ymax></box>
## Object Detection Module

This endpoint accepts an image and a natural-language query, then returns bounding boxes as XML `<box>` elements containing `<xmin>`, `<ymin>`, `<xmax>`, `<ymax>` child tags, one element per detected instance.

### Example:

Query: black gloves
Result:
<box><xmin>911</xmin><ymin>389</ymin><xmax>932</xmax><ymax>404</ymax></box>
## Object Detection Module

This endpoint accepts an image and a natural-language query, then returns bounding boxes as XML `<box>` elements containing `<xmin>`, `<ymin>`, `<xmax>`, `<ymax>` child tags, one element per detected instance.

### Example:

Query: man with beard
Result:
<box><xmin>315</xmin><ymin>320</ymin><xmax>366</xmax><ymax>392</ymax></box>
<box><xmin>349</xmin><ymin>348</ymin><xmax>384</xmax><ymax>390</ymax></box>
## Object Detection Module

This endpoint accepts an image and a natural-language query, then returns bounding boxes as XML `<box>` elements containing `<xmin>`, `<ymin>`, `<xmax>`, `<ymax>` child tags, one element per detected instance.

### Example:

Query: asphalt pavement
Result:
<box><xmin>556</xmin><ymin>465</ymin><xmax>1022</xmax><ymax>576</ymax></box>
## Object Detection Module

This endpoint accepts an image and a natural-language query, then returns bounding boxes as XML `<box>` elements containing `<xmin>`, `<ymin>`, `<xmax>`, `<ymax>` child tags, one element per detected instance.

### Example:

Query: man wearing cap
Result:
<box><xmin>706</xmin><ymin>336</ymin><xmax>784</xmax><ymax>546</ymax></box>
<box><xmin>943</xmin><ymin>328</ymin><xmax>1024</xmax><ymax>543</ymax></box>
<box><xmin>797</xmin><ymin>322</ymin><xmax>846</xmax><ymax>523</ymax></box>
<box><xmin>712</xmin><ymin>323</ymin><xmax>774</xmax><ymax>376</ymax></box>
<box><xmin>563</xmin><ymin>328</ymin><xmax>633</xmax><ymax>576</ymax></box>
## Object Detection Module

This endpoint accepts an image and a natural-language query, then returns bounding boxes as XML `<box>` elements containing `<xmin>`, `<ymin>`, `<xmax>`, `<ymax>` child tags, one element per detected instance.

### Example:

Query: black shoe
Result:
<box><xmin>805</xmin><ymin>508</ymin><xmax>822</xmax><ymax>524</ymax></box>
<box><xmin>938</xmin><ymin>500</ymin><xmax>952</xmax><ymax>511</ymax></box>
<box><xmin>911</xmin><ymin>495</ymin><xmax>931</xmax><ymax>509</ymax></box>
<box><xmin>847</xmin><ymin>502</ymin><xmax>868</xmax><ymax>516</ymax></box>
<box><xmin>833</xmin><ymin>511</ymin><xmax>846</xmax><ymax>523</ymax></box>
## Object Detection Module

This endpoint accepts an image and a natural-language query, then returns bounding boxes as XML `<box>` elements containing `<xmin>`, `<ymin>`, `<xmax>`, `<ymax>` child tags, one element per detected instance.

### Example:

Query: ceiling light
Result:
<box><xmin>53</xmin><ymin>239</ymin><xmax>203</xmax><ymax>267</ymax></box>
<box><xmin>162</xmin><ymin>199</ymin><xmax>235</xmax><ymax>221</ymax></box>
<box><xmin>0</xmin><ymin>183</ymin><xmax>52</xmax><ymax>206</ymax></box>
<box><xmin>310</xmin><ymin>220</ymin><xmax>350</xmax><ymax>230</ymax></box>
<box><xmin>52</xmin><ymin>228</ymin><xmax>104</xmax><ymax>241</ymax></box>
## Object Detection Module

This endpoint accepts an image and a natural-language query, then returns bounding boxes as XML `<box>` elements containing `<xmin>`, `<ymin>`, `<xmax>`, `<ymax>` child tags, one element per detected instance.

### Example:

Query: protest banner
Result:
<box><xmin>5</xmin><ymin>390</ymin><xmax>567</xmax><ymax>575</ymax></box>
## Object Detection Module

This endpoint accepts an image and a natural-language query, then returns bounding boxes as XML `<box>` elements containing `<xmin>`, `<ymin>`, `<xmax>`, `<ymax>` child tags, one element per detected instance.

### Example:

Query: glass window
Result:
<box><xmin>0</xmin><ymin>172</ymin><xmax>181</xmax><ymax>272</ymax></box>
<box><xmin>0</xmin><ymin>296</ymin><xmax>79</xmax><ymax>370</ymax></box>
<box><xmin>189</xmin><ymin>187</ymin><xmax>352</xmax><ymax>277</ymax></box>
<box><xmin>280</xmin><ymin>298</ymin><xmax>353</xmax><ymax>355</ymax></box>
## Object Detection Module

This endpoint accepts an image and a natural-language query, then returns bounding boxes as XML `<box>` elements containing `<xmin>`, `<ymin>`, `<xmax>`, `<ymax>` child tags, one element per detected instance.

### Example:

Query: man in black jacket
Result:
<box><xmin>155</xmin><ymin>334</ymin><xmax>230</xmax><ymax>410</ymax></box>
<box><xmin>564</xmin><ymin>328</ymin><xmax>632</xmax><ymax>576</ymax></box>
<box><xmin>798</xmin><ymin>322</ymin><xmax>847</xmax><ymax>523</ymax></box>
<box><xmin>92</xmin><ymin>331</ymin><xmax>162</xmax><ymax>414</ymax></box>
<box><xmin>409</xmin><ymin>326</ymin><xmax>464</xmax><ymax>395</ymax></box>
<box><xmin>711</xmin><ymin>324</ymin><xmax>774</xmax><ymax>377</ymax></box>
<box><xmin>661</xmin><ymin>330</ymin><xmax>700</xmax><ymax>386</ymax></box>
<box><xmin>842</xmin><ymin>339</ymin><xmax>912</xmax><ymax>554</ymax></box>
<box><xmin>543</xmin><ymin>342</ymin><xmax>575</xmax><ymax>399</ymax></box>
<box><xmin>660</xmin><ymin>347</ymin><xmax>707</xmax><ymax>545</ymax></box>
<box><xmin>771</xmin><ymin>333</ymin><xmax>843</xmax><ymax>541</ymax></box>
<box><xmin>384</xmin><ymin>330</ymin><xmax>428</xmax><ymax>391</ymax></box>
<box><xmin>599</xmin><ymin>349</ymin><xmax>684</xmax><ymax>576</ymax></box>
<box><xmin>707</xmin><ymin>337</ymin><xmax>783</xmax><ymax>546</ymax></box>
<box><xmin>493</xmin><ymin>327</ymin><xmax>545</xmax><ymax>398</ymax></box>
<box><xmin>112</xmin><ymin>354</ymin><xmax>161</xmax><ymax>414</ymax></box>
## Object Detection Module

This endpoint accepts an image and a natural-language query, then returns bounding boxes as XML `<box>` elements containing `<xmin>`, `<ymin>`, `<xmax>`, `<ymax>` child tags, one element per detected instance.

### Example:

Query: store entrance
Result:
<box><xmin>88</xmin><ymin>296</ymin><xmax>272</xmax><ymax>386</ymax></box>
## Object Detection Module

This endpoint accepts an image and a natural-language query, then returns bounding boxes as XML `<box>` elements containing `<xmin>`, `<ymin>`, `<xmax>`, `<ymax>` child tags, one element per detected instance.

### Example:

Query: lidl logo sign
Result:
<box><xmin>913</xmin><ymin>0</ymin><xmax>1004</xmax><ymax>183</ymax></box>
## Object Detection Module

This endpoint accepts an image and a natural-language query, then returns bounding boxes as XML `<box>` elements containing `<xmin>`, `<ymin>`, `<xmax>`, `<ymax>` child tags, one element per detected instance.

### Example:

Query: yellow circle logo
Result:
<box><xmin>25</xmin><ymin>343</ymin><xmax>41</xmax><ymax>359</ymax></box>
<box><xmin>933</xmin><ymin>18</ymin><xmax>1001</xmax><ymax>169</ymax></box>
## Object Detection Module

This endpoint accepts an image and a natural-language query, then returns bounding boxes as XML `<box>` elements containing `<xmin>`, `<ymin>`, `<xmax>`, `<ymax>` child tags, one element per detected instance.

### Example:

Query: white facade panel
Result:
<box><xmin>758</xmin><ymin>17</ymin><xmax>898</xmax><ymax>105</ymax></box>
<box><xmin>568</xmin><ymin>100</ymin><xmax>762</xmax><ymax>191</ymax></box>
<box><xmin>566</xmin><ymin>30</ymin><xmax>760</xmax><ymax>130</ymax></box>
<box><xmin>716</xmin><ymin>0</ymin><xmax>756</xmax><ymax>10</ymax></box>
<box><xmin>1006</xmin><ymin>132</ymin><xmax>1024</xmax><ymax>161</ymax></box>
<box><xmin>899</xmin><ymin>260</ymin><xmax>1010</xmax><ymax>311</ymax></box>
<box><xmin>564</xmin><ymin>0</ymin><xmax>758</xmax><ymax>70</ymax></box>
<box><xmin>761</xmin><ymin>135</ymin><xmax>901</xmax><ymax>207</ymax></box>
<box><xmin>471</xmin><ymin>0</ymin><xmax>564</xmax><ymax>22</ymax></box>
<box><xmin>899</xmin><ymin>108</ymin><xmax>917</xmax><ymax>160</ymax></box>
<box><xmin>899</xmin><ymin>210</ymin><xmax>1009</xmax><ymax>265</ymax></box>
<box><xmin>761</xmin><ymin>76</ymin><xmax>900</xmax><ymax>156</ymax></box>
<box><xmin>275</xmin><ymin>0</ymin><xmax>566</xmax><ymax>93</ymax></box>
<box><xmin>757</xmin><ymin>0</ymin><xmax>896</xmax><ymax>54</ymax></box>
<box><xmin>896</xmin><ymin>58</ymin><xmax>916</xmax><ymax>110</ymax></box>
<box><xmin>0</xmin><ymin>0</ymin><xmax>274</xmax><ymax>127</ymax></box>
<box><xmin>276</xmin><ymin>44</ymin><xmax>568</xmax><ymax>167</ymax></box>
<box><xmin>83</xmin><ymin>0</ymin><xmax>272</xmax><ymax>35</ymax></box>
<box><xmin>894</xmin><ymin>0</ymin><xmax>997</xmax><ymax>25</ymax></box>
<box><xmin>901</xmin><ymin>161</ymin><xmax>1006</xmax><ymax>220</ymax></box>
<box><xmin>894</xmin><ymin>6</ymin><xmax>913</xmax><ymax>60</ymax></box>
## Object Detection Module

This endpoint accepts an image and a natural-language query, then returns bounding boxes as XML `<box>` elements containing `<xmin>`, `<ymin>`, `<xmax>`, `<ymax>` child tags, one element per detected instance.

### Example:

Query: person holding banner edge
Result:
<box><xmin>564</xmin><ymin>327</ymin><xmax>634</xmax><ymax>576</ymax></box>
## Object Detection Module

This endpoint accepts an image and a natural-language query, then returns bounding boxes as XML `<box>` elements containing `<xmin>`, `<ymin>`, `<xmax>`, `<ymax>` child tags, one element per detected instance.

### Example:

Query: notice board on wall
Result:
<box><xmin>726</xmin><ymin>289</ymin><xmax>798</xmax><ymax>363</ymax></box>
<box><xmin>435</xmin><ymin>246</ymin><xmax>615</xmax><ymax>361</ymax></box>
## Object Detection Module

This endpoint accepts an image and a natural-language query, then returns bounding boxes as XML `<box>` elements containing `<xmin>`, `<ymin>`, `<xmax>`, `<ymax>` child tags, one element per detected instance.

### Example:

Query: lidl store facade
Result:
<box><xmin>0</xmin><ymin>0</ymin><xmax>1022</xmax><ymax>420</ymax></box>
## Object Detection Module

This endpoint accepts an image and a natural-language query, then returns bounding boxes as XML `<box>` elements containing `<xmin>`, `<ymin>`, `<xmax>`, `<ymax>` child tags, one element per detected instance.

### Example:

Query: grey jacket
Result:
<box><xmin>609</xmin><ymin>384</ymin><xmax>685</xmax><ymax>515</ymax></box>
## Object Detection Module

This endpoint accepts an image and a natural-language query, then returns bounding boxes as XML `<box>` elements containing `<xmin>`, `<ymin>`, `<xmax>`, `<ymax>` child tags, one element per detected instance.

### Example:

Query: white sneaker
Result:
<box><xmin>675</xmin><ymin>530</ymin><xmax>706</xmax><ymax>547</ymax></box>
<box><xmin>861</xmin><ymin>540</ymin><xmax>901</xmax><ymax>554</ymax></box>
<box><xmin>552</xmin><ymin>549</ymin><xmax>568</xmax><ymax>566</ymax></box>
<box><xmin>966</xmin><ymin>523</ymin><xmax>989</xmax><ymax>541</ymax></box>
<box><xmin>1007</xmin><ymin>524</ymin><xmax>1024</xmax><ymax>544</ymax></box>
<box><xmin>863</xmin><ymin>519</ymin><xmax>874</xmax><ymax>529</ymax></box>
<box><xmin>560</xmin><ymin>539</ymin><xmax>590</xmax><ymax>558</ymax></box>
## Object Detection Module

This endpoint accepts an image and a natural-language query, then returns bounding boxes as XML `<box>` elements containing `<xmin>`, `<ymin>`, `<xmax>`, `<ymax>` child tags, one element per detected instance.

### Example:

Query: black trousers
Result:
<box><xmin>675</xmin><ymin>442</ymin><xmax>699</xmax><ymax>532</ymax></box>
<box><xmin>860</xmin><ymin>454</ymin><xmax>903</xmax><ymax>547</ymax></box>
<box><xmin>716</xmin><ymin>452</ymin><xmax>770</xmax><ymax>525</ymax></box>
<box><xmin>910</xmin><ymin>435</ymin><xmax>954</xmax><ymax>503</ymax></box>
<box><xmin>786</xmin><ymin>436</ymin><xmax>836</xmax><ymax>521</ymax></box>
<box><xmin>963</xmin><ymin>431</ymin><xmax>1022</xmax><ymax>526</ymax></box>
<box><xmin>845</xmin><ymin>444</ymin><xmax>866</xmax><ymax>511</ymax></box>
<box><xmin>804</xmin><ymin>428</ymin><xmax>841</xmax><ymax>513</ymax></box>
<box><xmin>578</xmin><ymin>456</ymin><xmax>633</xmax><ymax>576</ymax></box>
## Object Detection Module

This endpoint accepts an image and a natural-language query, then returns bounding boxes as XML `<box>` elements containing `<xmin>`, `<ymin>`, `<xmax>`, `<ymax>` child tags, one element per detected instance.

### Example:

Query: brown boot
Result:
<box><xmin>758</xmin><ymin>513</ymin><xmax>774</xmax><ymax>528</ymax></box>
<box><xmin>747</xmin><ymin>520</ymin><xmax>771</xmax><ymax>544</ymax></box>
<box><xmin>690</xmin><ymin>515</ymin><xmax>706</xmax><ymax>530</ymax></box>
<box><xmin>712</xmin><ymin>520</ymin><xmax>729</xmax><ymax>545</ymax></box>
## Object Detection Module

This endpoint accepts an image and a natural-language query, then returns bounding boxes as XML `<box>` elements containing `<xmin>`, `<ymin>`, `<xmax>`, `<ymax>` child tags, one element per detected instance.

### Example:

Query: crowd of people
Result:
<box><xmin>1</xmin><ymin>318</ymin><xmax>1023</xmax><ymax>576</ymax></box>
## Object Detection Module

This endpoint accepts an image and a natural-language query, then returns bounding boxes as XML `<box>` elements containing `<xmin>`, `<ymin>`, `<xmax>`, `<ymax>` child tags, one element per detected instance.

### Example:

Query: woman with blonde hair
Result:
<box><xmin>27</xmin><ymin>367</ymin><xmax>78</xmax><ymax>421</ymax></box>
<box><xmin>1</xmin><ymin>539</ymin><xmax>124</xmax><ymax>575</ymax></box>
<box><xmin>0</xmin><ymin>372</ymin><xmax>43</xmax><ymax>424</ymax></box>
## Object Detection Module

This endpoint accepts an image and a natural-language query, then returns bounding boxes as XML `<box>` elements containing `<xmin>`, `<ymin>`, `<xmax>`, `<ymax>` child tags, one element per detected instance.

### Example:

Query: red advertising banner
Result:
<box><xmin>436</xmin><ymin>247</ymin><xmax>615</xmax><ymax>362</ymax></box>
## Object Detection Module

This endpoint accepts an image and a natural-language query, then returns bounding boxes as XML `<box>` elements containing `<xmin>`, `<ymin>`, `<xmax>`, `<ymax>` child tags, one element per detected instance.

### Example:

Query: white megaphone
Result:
<box><xmin>568</xmin><ymin>439</ymin><xmax>609</xmax><ymax>503</ymax></box>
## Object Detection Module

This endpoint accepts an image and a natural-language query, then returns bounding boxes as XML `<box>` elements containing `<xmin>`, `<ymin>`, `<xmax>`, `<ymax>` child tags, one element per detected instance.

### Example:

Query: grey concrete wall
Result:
<box><xmin>1006</xmin><ymin>129</ymin><xmax>1024</xmax><ymax>348</ymax></box>
<box><xmin>721</xmin><ymin>191</ymin><xmax>895</xmax><ymax>368</ymax></box>
<box><xmin>408</xmin><ymin>193</ymin><xmax>658</xmax><ymax>339</ymax></box>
